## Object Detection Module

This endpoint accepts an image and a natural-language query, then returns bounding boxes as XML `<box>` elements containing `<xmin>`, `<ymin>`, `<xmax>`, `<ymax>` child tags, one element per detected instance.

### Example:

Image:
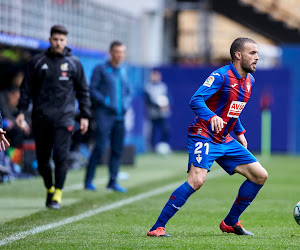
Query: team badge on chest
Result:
<box><xmin>59</xmin><ymin>62</ymin><xmax>69</xmax><ymax>81</ymax></box>
<box><xmin>60</xmin><ymin>63</ymin><xmax>69</xmax><ymax>71</ymax></box>
<box><xmin>246</xmin><ymin>82</ymin><xmax>251</xmax><ymax>92</ymax></box>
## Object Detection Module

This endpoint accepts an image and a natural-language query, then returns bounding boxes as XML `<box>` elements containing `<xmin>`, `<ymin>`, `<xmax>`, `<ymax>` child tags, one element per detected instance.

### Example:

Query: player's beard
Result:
<box><xmin>241</xmin><ymin>57</ymin><xmax>256</xmax><ymax>73</ymax></box>
<box><xmin>54</xmin><ymin>46</ymin><xmax>64</xmax><ymax>54</ymax></box>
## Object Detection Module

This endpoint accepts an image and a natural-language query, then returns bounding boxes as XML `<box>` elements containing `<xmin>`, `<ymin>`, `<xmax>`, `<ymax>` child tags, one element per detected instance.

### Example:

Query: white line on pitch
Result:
<box><xmin>0</xmin><ymin>169</ymin><xmax>225</xmax><ymax>246</ymax></box>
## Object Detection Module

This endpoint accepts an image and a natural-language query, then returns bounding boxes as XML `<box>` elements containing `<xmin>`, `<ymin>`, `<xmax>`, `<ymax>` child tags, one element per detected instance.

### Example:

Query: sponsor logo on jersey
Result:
<box><xmin>59</xmin><ymin>71</ymin><xmax>69</xmax><ymax>81</ymax></box>
<box><xmin>41</xmin><ymin>63</ymin><xmax>48</xmax><ymax>70</ymax></box>
<box><xmin>212</xmin><ymin>72</ymin><xmax>220</xmax><ymax>76</ymax></box>
<box><xmin>203</xmin><ymin>76</ymin><xmax>214</xmax><ymax>87</ymax></box>
<box><xmin>60</xmin><ymin>63</ymin><xmax>69</xmax><ymax>71</ymax></box>
<box><xmin>67</xmin><ymin>125</ymin><xmax>73</xmax><ymax>132</ymax></box>
<box><xmin>196</xmin><ymin>154</ymin><xmax>202</xmax><ymax>164</ymax></box>
<box><xmin>227</xmin><ymin>101</ymin><xmax>246</xmax><ymax>118</ymax></box>
<box><xmin>231</xmin><ymin>83</ymin><xmax>238</xmax><ymax>88</ymax></box>
<box><xmin>197</xmin><ymin>128</ymin><xmax>202</xmax><ymax>134</ymax></box>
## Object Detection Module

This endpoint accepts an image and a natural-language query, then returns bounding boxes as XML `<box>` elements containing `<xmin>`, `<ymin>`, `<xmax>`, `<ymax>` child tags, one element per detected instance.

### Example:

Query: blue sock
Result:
<box><xmin>150</xmin><ymin>182</ymin><xmax>195</xmax><ymax>231</ymax></box>
<box><xmin>224</xmin><ymin>179</ymin><xmax>263</xmax><ymax>226</ymax></box>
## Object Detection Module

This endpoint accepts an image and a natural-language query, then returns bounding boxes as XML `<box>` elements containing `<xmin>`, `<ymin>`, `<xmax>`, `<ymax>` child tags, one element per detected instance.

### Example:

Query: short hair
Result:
<box><xmin>109</xmin><ymin>41</ymin><xmax>124</xmax><ymax>51</ymax></box>
<box><xmin>50</xmin><ymin>25</ymin><xmax>68</xmax><ymax>36</ymax></box>
<box><xmin>230</xmin><ymin>38</ymin><xmax>256</xmax><ymax>60</ymax></box>
<box><xmin>151</xmin><ymin>69</ymin><xmax>161</xmax><ymax>75</ymax></box>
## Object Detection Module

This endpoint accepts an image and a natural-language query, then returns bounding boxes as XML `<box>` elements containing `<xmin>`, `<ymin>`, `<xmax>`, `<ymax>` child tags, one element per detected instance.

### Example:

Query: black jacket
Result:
<box><xmin>18</xmin><ymin>47</ymin><xmax>91</xmax><ymax>127</ymax></box>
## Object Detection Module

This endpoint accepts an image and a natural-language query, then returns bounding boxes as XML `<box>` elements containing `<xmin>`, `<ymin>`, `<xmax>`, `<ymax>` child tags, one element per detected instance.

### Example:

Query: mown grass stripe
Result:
<box><xmin>63</xmin><ymin>177</ymin><xmax>106</xmax><ymax>192</ymax></box>
<box><xmin>0</xmin><ymin>169</ymin><xmax>225</xmax><ymax>246</ymax></box>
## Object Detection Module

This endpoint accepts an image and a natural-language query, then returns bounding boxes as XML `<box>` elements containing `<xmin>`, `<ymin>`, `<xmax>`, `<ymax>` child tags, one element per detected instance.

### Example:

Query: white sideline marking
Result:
<box><xmin>0</xmin><ymin>169</ymin><xmax>225</xmax><ymax>246</ymax></box>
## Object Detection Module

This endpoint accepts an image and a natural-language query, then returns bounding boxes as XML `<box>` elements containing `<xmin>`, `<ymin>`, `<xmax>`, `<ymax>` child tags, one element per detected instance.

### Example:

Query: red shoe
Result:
<box><xmin>220</xmin><ymin>220</ymin><xmax>254</xmax><ymax>236</ymax></box>
<box><xmin>147</xmin><ymin>227</ymin><xmax>172</xmax><ymax>237</ymax></box>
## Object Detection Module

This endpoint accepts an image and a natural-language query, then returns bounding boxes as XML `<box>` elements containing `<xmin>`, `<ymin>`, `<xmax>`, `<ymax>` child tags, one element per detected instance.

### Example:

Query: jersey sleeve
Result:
<box><xmin>74</xmin><ymin>59</ymin><xmax>91</xmax><ymax>119</ymax></box>
<box><xmin>233</xmin><ymin>117</ymin><xmax>246</xmax><ymax>135</ymax></box>
<box><xmin>189</xmin><ymin>73</ymin><xmax>223</xmax><ymax>121</ymax></box>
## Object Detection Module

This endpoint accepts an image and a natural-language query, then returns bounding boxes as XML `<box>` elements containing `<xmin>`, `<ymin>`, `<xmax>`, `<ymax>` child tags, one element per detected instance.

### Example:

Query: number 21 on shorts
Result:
<box><xmin>194</xmin><ymin>142</ymin><xmax>209</xmax><ymax>164</ymax></box>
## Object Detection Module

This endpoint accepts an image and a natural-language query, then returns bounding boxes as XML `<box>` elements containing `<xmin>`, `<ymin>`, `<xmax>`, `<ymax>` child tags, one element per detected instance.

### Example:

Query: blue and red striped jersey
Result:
<box><xmin>188</xmin><ymin>62</ymin><xmax>254</xmax><ymax>143</ymax></box>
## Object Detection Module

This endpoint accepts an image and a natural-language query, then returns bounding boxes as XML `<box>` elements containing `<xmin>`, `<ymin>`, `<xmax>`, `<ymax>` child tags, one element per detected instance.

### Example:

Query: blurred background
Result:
<box><xmin>0</xmin><ymin>0</ymin><xmax>299</xmax><ymax>178</ymax></box>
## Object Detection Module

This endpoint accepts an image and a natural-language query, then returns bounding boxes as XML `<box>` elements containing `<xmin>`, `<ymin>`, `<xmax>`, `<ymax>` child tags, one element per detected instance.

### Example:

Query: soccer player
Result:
<box><xmin>0</xmin><ymin>111</ymin><xmax>10</xmax><ymax>151</ymax></box>
<box><xmin>147</xmin><ymin>38</ymin><xmax>268</xmax><ymax>237</ymax></box>
<box><xmin>16</xmin><ymin>25</ymin><xmax>91</xmax><ymax>209</ymax></box>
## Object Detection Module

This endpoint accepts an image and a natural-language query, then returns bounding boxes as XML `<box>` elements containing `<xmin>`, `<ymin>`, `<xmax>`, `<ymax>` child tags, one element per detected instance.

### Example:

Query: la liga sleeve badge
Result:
<box><xmin>203</xmin><ymin>76</ymin><xmax>214</xmax><ymax>87</ymax></box>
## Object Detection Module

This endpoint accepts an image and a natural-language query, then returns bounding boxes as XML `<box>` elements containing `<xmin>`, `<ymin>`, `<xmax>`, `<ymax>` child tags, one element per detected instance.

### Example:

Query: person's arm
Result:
<box><xmin>74</xmin><ymin>60</ymin><xmax>91</xmax><ymax>119</ymax></box>
<box><xmin>89</xmin><ymin>65</ymin><xmax>106</xmax><ymax>106</ymax></box>
<box><xmin>17</xmin><ymin>60</ymin><xmax>34</xmax><ymax>114</ymax></box>
<box><xmin>125</xmin><ymin>73</ymin><xmax>133</xmax><ymax>110</ymax></box>
<box><xmin>15</xmin><ymin>113</ymin><xmax>30</xmax><ymax>135</ymax></box>
<box><xmin>189</xmin><ymin>73</ymin><xmax>223</xmax><ymax>121</ymax></box>
<box><xmin>233</xmin><ymin>117</ymin><xmax>246</xmax><ymax>135</ymax></box>
<box><xmin>234</xmin><ymin>118</ymin><xmax>247</xmax><ymax>148</ymax></box>
<box><xmin>236</xmin><ymin>133</ymin><xmax>247</xmax><ymax>148</ymax></box>
<box><xmin>74</xmin><ymin>59</ymin><xmax>91</xmax><ymax>135</ymax></box>
<box><xmin>16</xmin><ymin>60</ymin><xmax>34</xmax><ymax>130</ymax></box>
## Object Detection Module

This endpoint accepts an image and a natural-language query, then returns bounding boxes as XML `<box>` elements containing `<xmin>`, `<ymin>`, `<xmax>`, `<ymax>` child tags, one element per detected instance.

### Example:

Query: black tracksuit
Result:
<box><xmin>18</xmin><ymin>47</ymin><xmax>91</xmax><ymax>189</ymax></box>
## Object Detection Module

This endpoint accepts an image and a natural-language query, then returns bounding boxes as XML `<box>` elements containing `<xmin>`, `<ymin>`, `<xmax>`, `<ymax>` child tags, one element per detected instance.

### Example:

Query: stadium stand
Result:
<box><xmin>212</xmin><ymin>0</ymin><xmax>300</xmax><ymax>43</ymax></box>
<box><xmin>0</xmin><ymin>0</ymin><xmax>139</xmax><ymax>62</ymax></box>
<box><xmin>240</xmin><ymin>0</ymin><xmax>300</xmax><ymax>30</ymax></box>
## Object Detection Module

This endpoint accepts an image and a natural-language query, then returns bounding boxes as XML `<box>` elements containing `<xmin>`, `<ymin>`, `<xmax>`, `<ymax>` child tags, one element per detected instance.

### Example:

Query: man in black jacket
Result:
<box><xmin>16</xmin><ymin>25</ymin><xmax>91</xmax><ymax>209</ymax></box>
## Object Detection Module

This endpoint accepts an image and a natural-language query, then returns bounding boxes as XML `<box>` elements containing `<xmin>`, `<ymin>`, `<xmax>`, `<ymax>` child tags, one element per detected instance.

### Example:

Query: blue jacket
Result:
<box><xmin>90</xmin><ymin>61</ymin><xmax>132</xmax><ymax>120</ymax></box>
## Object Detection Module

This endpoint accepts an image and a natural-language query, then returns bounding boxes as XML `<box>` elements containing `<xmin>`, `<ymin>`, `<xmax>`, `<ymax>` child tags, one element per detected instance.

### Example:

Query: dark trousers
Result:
<box><xmin>32</xmin><ymin>119</ymin><xmax>72</xmax><ymax>190</ymax></box>
<box><xmin>151</xmin><ymin>118</ymin><xmax>170</xmax><ymax>148</ymax></box>
<box><xmin>85</xmin><ymin>113</ymin><xmax>125</xmax><ymax>187</ymax></box>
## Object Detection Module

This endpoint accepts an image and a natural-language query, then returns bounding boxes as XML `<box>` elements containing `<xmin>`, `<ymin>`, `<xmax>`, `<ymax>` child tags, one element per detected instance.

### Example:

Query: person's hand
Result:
<box><xmin>236</xmin><ymin>133</ymin><xmax>248</xmax><ymax>148</ymax></box>
<box><xmin>80</xmin><ymin>118</ymin><xmax>89</xmax><ymax>135</ymax></box>
<box><xmin>16</xmin><ymin>113</ymin><xmax>25</xmax><ymax>129</ymax></box>
<box><xmin>16</xmin><ymin>113</ymin><xmax>30</xmax><ymax>135</ymax></box>
<box><xmin>22</xmin><ymin>121</ymin><xmax>31</xmax><ymax>135</ymax></box>
<box><xmin>0</xmin><ymin>128</ymin><xmax>10</xmax><ymax>151</ymax></box>
<box><xmin>210</xmin><ymin>116</ymin><xmax>227</xmax><ymax>134</ymax></box>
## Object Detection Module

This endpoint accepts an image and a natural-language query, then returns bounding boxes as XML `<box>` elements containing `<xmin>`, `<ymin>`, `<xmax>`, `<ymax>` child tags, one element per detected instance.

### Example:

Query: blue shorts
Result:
<box><xmin>187</xmin><ymin>136</ymin><xmax>257</xmax><ymax>175</ymax></box>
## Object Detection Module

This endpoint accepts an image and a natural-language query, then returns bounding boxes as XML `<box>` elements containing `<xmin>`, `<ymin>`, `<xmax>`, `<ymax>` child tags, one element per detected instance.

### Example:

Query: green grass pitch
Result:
<box><xmin>0</xmin><ymin>153</ymin><xmax>299</xmax><ymax>249</ymax></box>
